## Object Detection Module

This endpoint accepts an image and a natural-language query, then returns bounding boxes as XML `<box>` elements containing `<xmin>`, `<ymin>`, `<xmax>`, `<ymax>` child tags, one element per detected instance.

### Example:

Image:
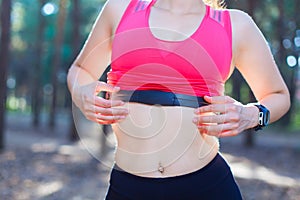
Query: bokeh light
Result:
<box><xmin>41</xmin><ymin>2</ymin><xmax>57</xmax><ymax>16</ymax></box>
<box><xmin>287</xmin><ymin>55</ymin><xmax>297</xmax><ymax>68</ymax></box>
<box><xmin>283</xmin><ymin>39</ymin><xmax>292</xmax><ymax>49</ymax></box>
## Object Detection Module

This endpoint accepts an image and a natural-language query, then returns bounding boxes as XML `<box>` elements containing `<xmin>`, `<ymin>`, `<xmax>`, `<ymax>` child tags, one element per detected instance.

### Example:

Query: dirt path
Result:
<box><xmin>1</xmin><ymin>112</ymin><xmax>300</xmax><ymax>200</ymax></box>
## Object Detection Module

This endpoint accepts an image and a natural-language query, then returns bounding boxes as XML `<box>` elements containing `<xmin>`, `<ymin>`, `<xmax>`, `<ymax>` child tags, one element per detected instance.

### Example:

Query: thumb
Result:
<box><xmin>95</xmin><ymin>81</ymin><xmax>120</xmax><ymax>93</ymax></box>
<box><xmin>203</xmin><ymin>95</ymin><xmax>213</xmax><ymax>104</ymax></box>
<box><xmin>204</xmin><ymin>95</ymin><xmax>236</xmax><ymax>104</ymax></box>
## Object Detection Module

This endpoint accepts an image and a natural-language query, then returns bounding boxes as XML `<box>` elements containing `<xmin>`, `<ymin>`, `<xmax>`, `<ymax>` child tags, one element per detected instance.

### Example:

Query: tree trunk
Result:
<box><xmin>278</xmin><ymin>0</ymin><xmax>299</xmax><ymax>126</ymax></box>
<box><xmin>49</xmin><ymin>0</ymin><xmax>68</xmax><ymax>128</ymax></box>
<box><xmin>0</xmin><ymin>0</ymin><xmax>12</xmax><ymax>151</ymax></box>
<box><xmin>69</xmin><ymin>0</ymin><xmax>80</xmax><ymax>141</ymax></box>
<box><xmin>230</xmin><ymin>70</ymin><xmax>242</xmax><ymax>101</ymax></box>
<box><xmin>32</xmin><ymin>0</ymin><xmax>47</xmax><ymax>127</ymax></box>
<box><xmin>244</xmin><ymin>91</ymin><xmax>256</xmax><ymax>147</ymax></box>
<box><xmin>243</xmin><ymin>0</ymin><xmax>258</xmax><ymax>147</ymax></box>
<box><xmin>276</xmin><ymin>0</ymin><xmax>290</xmax><ymax>126</ymax></box>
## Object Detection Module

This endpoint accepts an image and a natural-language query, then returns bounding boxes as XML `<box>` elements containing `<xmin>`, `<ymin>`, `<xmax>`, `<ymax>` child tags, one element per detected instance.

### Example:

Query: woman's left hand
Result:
<box><xmin>192</xmin><ymin>96</ymin><xmax>259</xmax><ymax>137</ymax></box>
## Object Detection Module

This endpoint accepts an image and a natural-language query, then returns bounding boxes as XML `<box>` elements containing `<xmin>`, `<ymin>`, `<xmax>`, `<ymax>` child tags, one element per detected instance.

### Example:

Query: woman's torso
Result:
<box><xmin>110</xmin><ymin>101</ymin><xmax>219</xmax><ymax>177</ymax></box>
<box><xmin>107</xmin><ymin>0</ymin><xmax>232</xmax><ymax>177</ymax></box>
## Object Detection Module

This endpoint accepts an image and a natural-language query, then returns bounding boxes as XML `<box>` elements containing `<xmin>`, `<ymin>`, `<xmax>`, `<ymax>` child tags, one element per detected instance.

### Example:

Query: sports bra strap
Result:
<box><xmin>125</xmin><ymin>0</ymin><xmax>154</xmax><ymax>14</ymax></box>
<box><xmin>209</xmin><ymin>7</ymin><xmax>230</xmax><ymax>26</ymax></box>
<box><xmin>136</xmin><ymin>0</ymin><xmax>155</xmax><ymax>12</ymax></box>
<box><xmin>208</xmin><ymin>7</ymin><xmax>232</xmax><ymax>52</ymax></box>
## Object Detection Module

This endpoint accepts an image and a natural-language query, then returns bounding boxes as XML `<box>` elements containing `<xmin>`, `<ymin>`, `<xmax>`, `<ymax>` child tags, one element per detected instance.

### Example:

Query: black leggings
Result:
<box><xmin>105</xmin><ymin>154</ymin><xmax>242</xmax><ymax>200</ymax></box>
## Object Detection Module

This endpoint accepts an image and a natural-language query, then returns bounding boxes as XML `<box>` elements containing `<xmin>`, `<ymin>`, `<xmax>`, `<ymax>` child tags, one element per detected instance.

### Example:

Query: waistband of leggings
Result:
<box><xmin>111</xmin><ymin>153</ymin><xmax>230</xmax><ymax>182</ymax></box>
<box><xmin>111</xmin><ymin>90</ymin><xmax>209</xmax><ymax>108</ymax></box>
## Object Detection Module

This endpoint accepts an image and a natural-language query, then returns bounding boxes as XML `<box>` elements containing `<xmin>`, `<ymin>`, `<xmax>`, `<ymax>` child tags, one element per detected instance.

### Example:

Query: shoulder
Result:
<box><xmin>227</xmin><ymin>9</ymin><xmax>264</xmax><ymax>42</ymax></box>
<box><xmin>207</xmin><ymin>7</ymin><xmax>252</xmax><ymax>30</ymax></box>
<box><xmin>227</xmin><ymin>9</ymin><xmax>266</xmax><ymax>53</ymax></box>
<box><xmin>104</xmin><ymin>0</ymin><xmax>131</xmax><ymax>11</ymax></box>
<box><xmin>227</xmin><ymin>9</ymin><xmax>274</xmax><ymax>70</ymax></box>
<box><xmin>102</xmin><ymin>0</ymin><xmax>132</xmax><ymax>32</ymax></box>
<box><xmin>228</xmin><ymin>9</ymin><xmax>256</xmax><ymax>32</ymax></box>
<box><xmin>103</xmin><ymin>0</ymin><xmax>131</xmax><ymax>17</ymax></box>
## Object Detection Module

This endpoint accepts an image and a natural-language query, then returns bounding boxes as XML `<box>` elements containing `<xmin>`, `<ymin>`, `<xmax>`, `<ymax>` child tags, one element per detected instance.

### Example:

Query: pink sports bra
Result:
<box><xmin>107</xmin><ymin>0</ymin><xmax>232</xmax><ymax>97</ymax></box>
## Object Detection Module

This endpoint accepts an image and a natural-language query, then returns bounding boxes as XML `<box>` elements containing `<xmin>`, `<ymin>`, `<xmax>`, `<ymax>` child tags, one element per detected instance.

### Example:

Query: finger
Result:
<box><xmin>217</xmin><ymin>130</ymin><xmax>240</xmax><ymax>138</ymax></box>
<box><xmin>195</xmin><ymin>104</ymin><xmax>235</xmax><ymax>114</ymax></box>
<box><xmin>93</xmin><ymin>96</ymin><xmax>125</xmax><ymax>108</ymax></box>
<box><xmin>96</xmin><ymin>81</ymin><xmax>120</xmax><ymax>94</ymax></box>
<box><xmin>94</xmin><ymin>107</ymin><xmax>129</xmax><ymax>116</ymax></box>
<box><xmin>97</xmin><ymin>113</ymin><xmax>127</xmax><ymax>121</ymax></box>
<box><xmin>197</xmin><ymin>125</ymin><xmax>223</xmax><ymax>137</ymax></box>
<box><xmin>86</xmin><ymin>112</ymin><xmax>122</xmax><ymax>124</ymax></box>
<box><xmin>204</xmin><ymin>96</ymin><xmax>236</xmax><ymax>104</ymax></box>
<box><xmin>83</xmin><ymin>112</ymin><xmax>102</xmax><ymax>123</ymax></box>
<box><xmin>193</xmin><ymin>113</ymin><xmax>228</xmax><ymax>125</ymax></box>
<box><xmin>96</xmin><ymin>119</ymin><xmax>118</xmax><ymax>125</ymax></box>
<box><xmin>197</xmin><ymin>123</ymin><xmax>235</xmax><ymax>137</ymax></box>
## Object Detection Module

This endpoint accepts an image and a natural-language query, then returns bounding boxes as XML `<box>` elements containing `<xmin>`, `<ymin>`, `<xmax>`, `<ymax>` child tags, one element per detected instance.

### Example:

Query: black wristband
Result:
<box><xmin>253</xmin><ymin>104</ymin><xmax>270</xmax><ymax>131</ymax></box>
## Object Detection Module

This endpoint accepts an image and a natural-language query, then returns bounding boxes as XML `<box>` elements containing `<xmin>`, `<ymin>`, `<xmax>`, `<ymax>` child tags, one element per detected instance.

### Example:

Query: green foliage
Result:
<box><xmin>8</xmin><ymin>0</ymin><xmax>105</xmax><ymax>111</ymax></box>
<box><xmin>227</xmin><ymin>0</ymin><xmax>300</xmax><ymax>130</ymax></box>
<box><xmin>290</xmin><ymin>102</ymin><xmax>300</xmax><ymax>131</ymax></box>
<box><xmin>5</xmin><ymin>0</ymin><xmax>300</xmax><ymax>129</ymax></box>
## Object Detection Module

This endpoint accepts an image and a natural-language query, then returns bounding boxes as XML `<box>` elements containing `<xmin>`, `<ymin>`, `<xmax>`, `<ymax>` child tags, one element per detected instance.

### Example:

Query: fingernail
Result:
<box><xmin>192</xmin><ymin>118</ymin><xmax>197</xmax><ymax>123</ymax></box>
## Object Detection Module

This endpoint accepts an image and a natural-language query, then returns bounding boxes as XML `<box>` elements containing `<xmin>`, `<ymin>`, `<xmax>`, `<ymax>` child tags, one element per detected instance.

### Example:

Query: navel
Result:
<box><xmin>158</xmin><ymin>162</ymin><xmax>165</xmax><ymax>174</ymax></box>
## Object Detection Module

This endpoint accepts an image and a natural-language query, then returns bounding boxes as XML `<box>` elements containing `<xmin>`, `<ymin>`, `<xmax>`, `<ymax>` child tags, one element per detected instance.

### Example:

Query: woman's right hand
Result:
<box><xmin>72</xmin><ymin>81</ymin><xmax>129</xmax><ymax>124</ymax></box>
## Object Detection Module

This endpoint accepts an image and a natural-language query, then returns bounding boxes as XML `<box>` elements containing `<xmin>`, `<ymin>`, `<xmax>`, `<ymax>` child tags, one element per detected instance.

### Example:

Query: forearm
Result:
<box><xmin>245</xmin><ymin>90</ymin><xmax>290</xmax><ymax>130</ymax></box>
<box><xmin>258</xmin><ymin>91</ymin><xmax>290</xmax><ymax>124</ymax></box>
<box><xmin>67</xmin><ymin>64</ymin><xmax>98</xmax><ymax>97</ymax></box>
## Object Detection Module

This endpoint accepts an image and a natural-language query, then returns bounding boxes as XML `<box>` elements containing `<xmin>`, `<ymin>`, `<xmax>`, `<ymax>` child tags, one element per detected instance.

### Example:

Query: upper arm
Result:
<box><xmin>73</xmin><ymin>0</ymin><xmax>129</xmax><ymax>80</ymax></box>
<box><xmin>230</xmin><ymin>9</ymin><xmax>289</xmax><ymax>101</ymax></box>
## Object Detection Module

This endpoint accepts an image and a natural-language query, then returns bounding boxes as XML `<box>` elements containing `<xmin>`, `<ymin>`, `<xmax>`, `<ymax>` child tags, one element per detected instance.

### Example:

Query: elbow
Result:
<box><xmin>267</xmin><ymin>87</ymin><xmax>291</xmax><ymax>123</ymax></box>
<box><xmin>66</xmin><ymin>66</ymin><xmax>74</xmax><ymax>89</ymax></box>
<box><xmin>280</xmin><ymin>87</ymin><xmax>291</xmax><ymax>117</ymax></box>
<box><xmin>66</xmin><ymin>64</ymin><xmax>79</xmax><ymax>93</ymax></box>
<box><xmin>285</xmin><ymin>88</ymin><xmax>291</xmax><ymax>115</ymax></box>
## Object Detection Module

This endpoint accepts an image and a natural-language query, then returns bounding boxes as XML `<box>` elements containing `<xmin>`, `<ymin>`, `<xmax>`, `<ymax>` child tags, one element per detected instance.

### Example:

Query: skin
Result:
<box><xmin>67</xmin><ymin>0</ymin><xmax>290</xmax><ymax>176</ymax></box>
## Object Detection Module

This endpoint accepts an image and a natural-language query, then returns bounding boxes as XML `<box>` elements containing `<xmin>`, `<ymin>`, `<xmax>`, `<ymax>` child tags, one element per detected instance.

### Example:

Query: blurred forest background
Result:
<box><xmin>1</xmin><ymin>0</ymin><xmax>300</xmax><ymax>150</ymax></box>
<box><xmin>0</xmin><ymin>0</ymin><xmax>300</xmax><ymax>199</ymax></box>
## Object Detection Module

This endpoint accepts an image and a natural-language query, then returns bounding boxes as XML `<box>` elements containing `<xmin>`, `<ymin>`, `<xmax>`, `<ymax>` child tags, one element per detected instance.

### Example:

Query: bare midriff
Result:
<box><xmin>111</xmin><ymin>95</ymin><xmax>219</xmax><ymax>178</ymax></box>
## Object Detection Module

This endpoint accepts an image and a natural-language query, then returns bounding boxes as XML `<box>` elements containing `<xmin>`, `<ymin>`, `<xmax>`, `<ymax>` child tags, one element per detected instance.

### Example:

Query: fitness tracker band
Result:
<box><xmin>253</xmin><ymin>104</ymin><xmax>270</xmax><ymax>131</ymax></box>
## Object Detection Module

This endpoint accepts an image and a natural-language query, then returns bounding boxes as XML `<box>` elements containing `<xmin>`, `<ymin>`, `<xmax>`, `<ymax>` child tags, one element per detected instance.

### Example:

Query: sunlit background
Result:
<box><xmin>0</xmin><ymin>0</ymin><xmax>300</xmax><ymax>200</ymax></box>
<box><xmin>3</xmin><ymin>0</ymin><xmax>300</xmax><ymax>129</ymax></box>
